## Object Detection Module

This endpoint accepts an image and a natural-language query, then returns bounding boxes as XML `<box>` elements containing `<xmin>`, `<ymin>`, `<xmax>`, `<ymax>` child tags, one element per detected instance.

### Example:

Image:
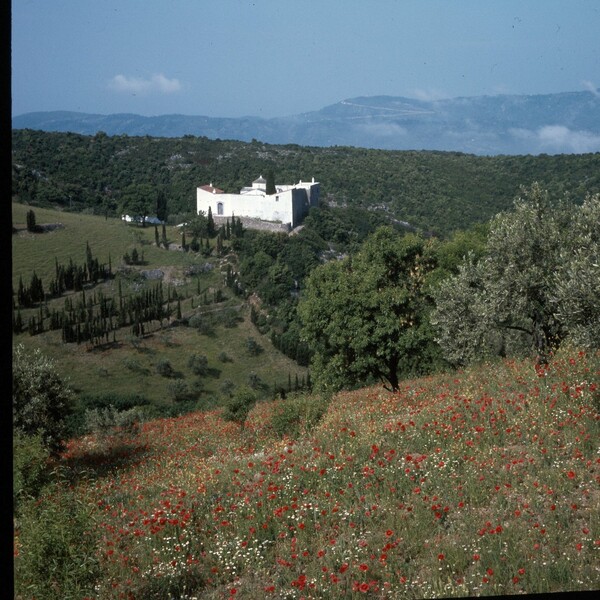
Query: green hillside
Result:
<box><xmin>12</xmin><ymin>129</ymin><xmax>600</xmax><ymax>237</ymax></box>
<box><xmin>12</xmin><ymin>203</ymin><xmax>306</xmax><ymax>410</ymax></box>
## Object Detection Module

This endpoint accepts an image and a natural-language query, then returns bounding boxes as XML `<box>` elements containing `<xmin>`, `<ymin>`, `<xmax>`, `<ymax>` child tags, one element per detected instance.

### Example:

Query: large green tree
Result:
<box><xmin>431</xmin><ymin>184</ymin><xmax>599</xmax><ymax>366</ymax></box>
<box><xmin>299</xmin><ymin>227</ymin><xmax>437</xmax><ymax>392</ymax></box>
<box><xmin>120</xmin><ymin>183</ymin><xmax>157</xmax><ymax>227</ymax></box>
<box><xmin>552</xmin><ymin>193</ymin><xmax>600</xmax><ymax>348</ymax></box>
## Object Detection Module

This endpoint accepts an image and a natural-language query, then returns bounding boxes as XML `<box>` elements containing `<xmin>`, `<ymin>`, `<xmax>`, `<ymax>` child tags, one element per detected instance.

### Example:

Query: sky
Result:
<box><xmin>11</xmin><ymin>0</ymin><xmax>600</xmax><ymax>118</ymax></box>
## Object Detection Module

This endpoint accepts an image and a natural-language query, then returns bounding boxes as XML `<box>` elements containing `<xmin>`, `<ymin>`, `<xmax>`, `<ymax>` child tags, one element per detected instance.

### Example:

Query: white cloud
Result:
<box><xmin>582</xmin><ymin>80</ymin><xmax>600</xmax><ymax>98</ymax></box>
<box><xmin>109</xmin><ymin>73</ymin><xmax>181</xmax><ymax>94</ymax></box>
<box><xmin>510</xmin><ymin>125</ymin><xmax>600</xmax><ymax>154</ymax></box>
<box><xmin>410</xmin><ymin>88</ymin><xmax>448</xmax><ymax>102</ymax></box>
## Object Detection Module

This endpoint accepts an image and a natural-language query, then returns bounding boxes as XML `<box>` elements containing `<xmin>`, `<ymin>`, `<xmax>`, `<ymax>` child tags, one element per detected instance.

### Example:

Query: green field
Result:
<box><xmin>12</xmin><ymin>202</ymin><xmax>306</xmax><ymax>406</ymax></box>
<box><xmin>12</xmin><ymin>202</ymin><xmax>190</xmax><ymax>289</ymax></box>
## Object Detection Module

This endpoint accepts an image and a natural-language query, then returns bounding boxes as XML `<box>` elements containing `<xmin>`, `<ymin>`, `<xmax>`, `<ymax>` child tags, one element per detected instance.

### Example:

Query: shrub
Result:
<box><xmin>188</xmin><ymin>312</ymin><xmax>216</xmax><ymax>335</ymax></box>
<box><xmin>12</xmin><ymin>344</ymin><xmax>75</xmax><ymax>454</ymax></box>
<box><xmin>246</xmin><ymin>336</ymin><xmax>263</xmax><ymax>356</ymax></box>
<box><xmin>13</xmin><ymin>431</ymin><xmax>50</xmax><ymax>515</ymax></box>
<box><xmin>80</xmin><ymin>391</ymin><xmax>151</xmax><ymax>412</ymax></box>
<box><xmin>248</xmin><ymin>371</ymin><xmax>264</xmax><ymax>390</ymax></box>
<box><xmin>15</xmin><ymin>484</ymin><xmax>101</xmax><ymax>599</ymax></box>
<box><xmin>218</xmin><ymin>351</ymin><xmax>233</xmax><ymax>363</ymax></box>
<box><xmin>155</xmin><ymin>358</ymin><xmax>175</xmax><ymax>377</ymax></box>
<box><xmin>124</xmin><ymin>357</ymin><xmax>149</xmax><ymax>373</ymax></box>
<box><xmin>188</xmin><ymin>353</ymin><xmax>209</xmax><ymax>376</ymax></box>
<box><xmin>220</xmin><ymin>379</ymin><xmax>236</xmax><ymax>397</ymax></box>
<box><xmin>270</xmin><ymin>392</ymin><xmax>330</xmax><ymax>438</ymax></box>
<box><xmin>167</xmin><ymin>380</ymin><xmax>195</xmax><ymax>403</ymax></box>
<box><xmin>223</xmin><ymin>386</ymin><xmax>257</xmax><ymax>430</ymax></box>
<box><xmin>84</xmin><ymin>406</ymin><xmax>144</xmax><ymax>438</ymax></box>
<box><xmin>221</xmin><ymin>307</ymin><xmax>242</xmax><ymax>328</ymax></box>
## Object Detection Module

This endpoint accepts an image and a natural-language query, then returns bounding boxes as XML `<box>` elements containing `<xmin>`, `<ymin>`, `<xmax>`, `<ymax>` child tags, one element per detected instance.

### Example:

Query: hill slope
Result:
<box><xmin>13</xmin><ymin>90</ymin><xmax>600</xmax><ymax>155</ymax></box>
<box><xmin>11</xmin><ymin>203</ymin><xmax>307</xmax><ymax>406</ymax></box>
<box><xmin>14</xmin><ymin>350</ymin><xmax>600</xmax><ymax>598</ymax></box>
<box><xmin>12</xmin><ymin>129</ymin><xmax>600</xmax><ymax>237</ymax></box>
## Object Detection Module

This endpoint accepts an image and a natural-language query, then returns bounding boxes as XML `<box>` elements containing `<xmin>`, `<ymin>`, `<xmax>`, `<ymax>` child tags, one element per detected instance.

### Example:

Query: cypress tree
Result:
<box><xmin>13</xmin><ymin>310</ymin><xmax>23</xmax><ymax>334</ymax></box>
<box><xmin>266</xmin><ymin>170</ymin><xmax>276</xmax><ymax>195</ymax></box>
<box><xmin>162</xmin><ymin>223</ymin><xmax>168</xmax><ymax>248</ymax></box>
<box><xmin>26</xmin><ymin>209</ymin><xmax>37</xmax><ymax>232</ymax></box>
<box><xmin>85</xmin><ymin>241</ymin><xmax>93</xmax><ymax>275</ymax></box>
<box><xmin>17</xmin><ymin>276</ymin><xmax>28</xmax><ymax>307</ymax></box>
<box><xmin>207</xmin><ymin>206</ymin><xmax>215</xmax><ymax>237</ymax></box>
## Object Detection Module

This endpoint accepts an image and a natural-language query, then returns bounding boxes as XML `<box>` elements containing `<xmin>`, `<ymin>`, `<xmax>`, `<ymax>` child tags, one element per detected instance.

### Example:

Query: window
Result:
<box><xmin>275</xmin><ymin>196</ymin><xmax>279</xmax><ymax>202</ymax></box>
<box><xmin>217</xmin><ymin>202</ymin><xmax>224</xmax><ymax>215</ymax></box>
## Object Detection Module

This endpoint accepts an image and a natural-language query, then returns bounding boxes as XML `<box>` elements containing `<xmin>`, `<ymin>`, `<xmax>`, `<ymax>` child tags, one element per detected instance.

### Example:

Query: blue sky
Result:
<box><xmin>11</xmin><ymin>0</ymin><xmax>600</xmax><ymax>118</ymax></box>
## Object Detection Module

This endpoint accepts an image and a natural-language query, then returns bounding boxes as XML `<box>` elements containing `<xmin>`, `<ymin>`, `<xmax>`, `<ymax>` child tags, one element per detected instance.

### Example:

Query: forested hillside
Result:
<box><xmin>12</xmin><ymin>129</ymin><xmax>600</xmax><ymax>599</ymax></box>
<box><xmin>12</xmin><ymin>129</ymin><xmax>600</xmax><ymax>236</ymax></box>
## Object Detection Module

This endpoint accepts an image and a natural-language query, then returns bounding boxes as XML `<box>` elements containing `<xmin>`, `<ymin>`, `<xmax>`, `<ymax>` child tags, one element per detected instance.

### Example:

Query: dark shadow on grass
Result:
<box><xmin>59</xmin><ymin>439</ymin><xmax>152</xmax><ymax>483</ymax></box>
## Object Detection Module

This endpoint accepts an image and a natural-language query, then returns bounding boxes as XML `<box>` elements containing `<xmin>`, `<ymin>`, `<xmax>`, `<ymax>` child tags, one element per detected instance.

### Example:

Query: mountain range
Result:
<box><xmin>12</xmin><ymin>90</ymin><xmax>600</xmax><ymax>155</ymax></box>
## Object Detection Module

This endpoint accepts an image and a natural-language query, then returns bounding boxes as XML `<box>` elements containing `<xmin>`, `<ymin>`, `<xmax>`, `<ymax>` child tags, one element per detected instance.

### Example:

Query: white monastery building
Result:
<box><xmin>196</xmin><ymin>175</ymin><xmax>320</xmax><ymax>229</ymax></box>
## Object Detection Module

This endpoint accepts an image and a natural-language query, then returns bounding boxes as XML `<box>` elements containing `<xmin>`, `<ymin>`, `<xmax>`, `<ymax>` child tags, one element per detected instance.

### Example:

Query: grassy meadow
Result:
<box><xmin>12</xmin><ymin>202</ymin><xmax>306</xmax><ymax>404</ymax></box>
<box><xmin>14</xmin><ymin>349</ymin><xmax>600</xmax><ymax>598</ymax></box>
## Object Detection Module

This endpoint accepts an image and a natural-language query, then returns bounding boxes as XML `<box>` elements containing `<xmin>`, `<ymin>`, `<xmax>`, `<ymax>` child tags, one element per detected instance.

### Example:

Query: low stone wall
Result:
<box><xmin>213</xmin><ymin>216</ymin><xmax>291</xmax><ymax>233</ymax></box>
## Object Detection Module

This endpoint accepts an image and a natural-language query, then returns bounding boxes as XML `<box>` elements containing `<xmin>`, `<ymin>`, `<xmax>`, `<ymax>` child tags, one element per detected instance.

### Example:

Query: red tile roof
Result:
<box><xmin>199</xmin><ymin>185</ymin><xmax>224</xmax><ymax>194</ymax></box>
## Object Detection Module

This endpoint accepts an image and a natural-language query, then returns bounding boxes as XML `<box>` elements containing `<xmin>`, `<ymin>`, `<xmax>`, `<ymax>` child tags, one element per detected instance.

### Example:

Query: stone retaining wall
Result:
<box><xmin>213</xmin><ymin>216</ymin><xmax>291</xmax><ymax>233</ymax></box>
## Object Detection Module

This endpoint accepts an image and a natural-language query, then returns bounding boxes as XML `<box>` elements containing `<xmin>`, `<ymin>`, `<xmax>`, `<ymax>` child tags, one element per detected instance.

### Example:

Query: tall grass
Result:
<box><xmin>14</xmin><ymin>349</ymin><xmax>600</xmax><ymax>598</ymax></box>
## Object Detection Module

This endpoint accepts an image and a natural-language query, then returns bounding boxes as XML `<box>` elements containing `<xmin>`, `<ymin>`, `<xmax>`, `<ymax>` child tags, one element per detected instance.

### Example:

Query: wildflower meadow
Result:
<box><xmin>14</xmin><ymin>349</ymin><xmax>599</xmax><ymax>599</ymax></box>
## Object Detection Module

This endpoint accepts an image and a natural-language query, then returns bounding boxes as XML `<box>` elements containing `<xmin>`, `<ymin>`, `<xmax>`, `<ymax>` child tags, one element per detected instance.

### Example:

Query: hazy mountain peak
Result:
<box><xmin>12</xmin><ymin>90</ymin><xmax>600</xmax><ymax>155</ymax></box>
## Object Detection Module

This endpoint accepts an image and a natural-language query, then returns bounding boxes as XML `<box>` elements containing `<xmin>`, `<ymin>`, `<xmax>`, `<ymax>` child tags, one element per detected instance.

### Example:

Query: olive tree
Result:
<box><xmin>552</xmin><ymin>193</ymin><xmax>600</xmax><ymax>348</ymax></box>
<box><xmin>431</xmin><ymin>184</ymin><xmax>596</xmax><ymax>366</ymax></box>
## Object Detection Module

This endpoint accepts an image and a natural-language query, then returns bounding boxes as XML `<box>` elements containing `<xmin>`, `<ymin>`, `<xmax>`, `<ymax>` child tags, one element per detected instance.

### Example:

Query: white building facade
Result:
<box><xmin>196</xmin><ymin>176</ymin><xmax>320</xmax><ymax>229</ymax></box>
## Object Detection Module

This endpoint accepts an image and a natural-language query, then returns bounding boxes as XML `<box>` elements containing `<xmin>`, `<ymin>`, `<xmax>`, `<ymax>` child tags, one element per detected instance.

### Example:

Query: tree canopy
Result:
<box><xmin>12</xmin><ymin>128</ymin><xmax>600</xmax><ymax>237</ymax></box>
<box><xmin>431</xmin><ymin>184</ymin><xmax>600</xmax><ymax>366</ymax></box>
<box><xmin>298</xmin><ymin>227</ymin><xmax>438</xmax><ymax>392</ymax></box>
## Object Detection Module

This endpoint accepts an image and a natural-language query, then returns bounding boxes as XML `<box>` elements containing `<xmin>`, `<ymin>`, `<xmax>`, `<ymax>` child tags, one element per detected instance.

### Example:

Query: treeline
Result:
<box><xmin>298</xmin><ymin>185</ymin><xmax>600</xmax><ymax>392</ymax></box>
<box><xmin>11</xmin><ymin>238</ymin><xmax>181</xmax><ymax>345</ymax></box>
<box><xmin>13</xmin><ymin>280</ymin><xmax>174</xmax><ymax>346</ymax></box>
<box><xmin>15</xmin><ymin>241</ymin><xmax>112</xmax><ymax>308</ymax></box>
<box><xmin>12</xmin><ymin>128</ymin><xmax>600</xmax><ymax>237</ymax></box>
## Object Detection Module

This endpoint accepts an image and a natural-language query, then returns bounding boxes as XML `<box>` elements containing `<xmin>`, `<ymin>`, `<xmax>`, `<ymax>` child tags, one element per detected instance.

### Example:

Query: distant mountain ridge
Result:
<box><xmin>12</xmin><ymin>90</ymin><xmax>600</xmax><ymax>155</ymax></box>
